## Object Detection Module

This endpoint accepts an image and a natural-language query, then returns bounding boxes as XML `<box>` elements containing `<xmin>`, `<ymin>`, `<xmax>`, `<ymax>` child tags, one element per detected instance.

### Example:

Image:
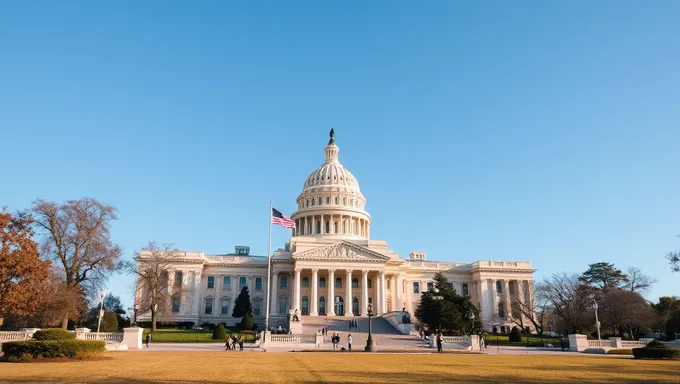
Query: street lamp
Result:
<box><xmin>96</xmin><ymin>288</ymin><xmax>107</xmax><ymax>335</ymax></box>
<box><xmin>469</xmin><ymin>310</ymin><xmax>476</xmax><ymax>335</ymax></box>
<box><xmin>365</xmin><ymin>303</ymin><xmax>376</xmax><ymax>352</ymax></box>
<box><xmin>593</xmin><ymin>300</ymin><xmax>601</xmax><ymax>341</ymax></box>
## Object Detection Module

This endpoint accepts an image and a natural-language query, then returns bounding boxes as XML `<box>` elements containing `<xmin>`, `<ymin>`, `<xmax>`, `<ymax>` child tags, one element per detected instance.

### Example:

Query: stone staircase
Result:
<box><xmin>301</xmin><ymin>316</ymin><xmax>429</xmax><ymax>350</ymax></box>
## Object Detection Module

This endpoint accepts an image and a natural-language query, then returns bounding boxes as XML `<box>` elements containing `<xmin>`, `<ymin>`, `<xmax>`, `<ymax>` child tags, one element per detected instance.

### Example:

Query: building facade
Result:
<box><xmin>136</xmin><ymin>130</ymin><xmax>536</xmax><ymax>332</ymax></box>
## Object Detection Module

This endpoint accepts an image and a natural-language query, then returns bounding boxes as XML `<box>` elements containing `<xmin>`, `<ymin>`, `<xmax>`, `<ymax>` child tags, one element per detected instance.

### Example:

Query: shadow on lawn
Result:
<box><xmin>0</xmin><ymin>370</ymin><xmax>677</xmax><ymax>384</ymax></box>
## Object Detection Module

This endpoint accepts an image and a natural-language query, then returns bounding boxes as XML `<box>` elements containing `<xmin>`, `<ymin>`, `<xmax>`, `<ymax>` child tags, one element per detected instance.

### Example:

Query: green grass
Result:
<box><xmin>483</xmin><ymin>335</ymin><xmax>567</xmax><ymax>348</ymax></box>
<box><xmin>142</xmin><ymin>329</ymin><xmax>256</xmax><ymax>343</ymax></box>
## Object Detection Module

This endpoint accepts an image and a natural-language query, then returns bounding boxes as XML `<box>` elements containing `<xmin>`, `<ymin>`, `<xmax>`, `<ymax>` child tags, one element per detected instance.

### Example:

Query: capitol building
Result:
<box><xmin>136</xmin><ymin>130</ymin><xmax>536</xmax><ymax>333</ymax></box>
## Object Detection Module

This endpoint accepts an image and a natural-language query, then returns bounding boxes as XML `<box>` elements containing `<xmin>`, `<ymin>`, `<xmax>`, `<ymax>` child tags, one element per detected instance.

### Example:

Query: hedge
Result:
<box><xmin>632</xmin><ymin>340</ymin><xmax>680</xmax><ymax>360</ymax></box>
<box><xmin>32</xmin><ymin>328</ymin><xmax>76</xmax><ymax>341</ymax></box>
<box><xmin>607</xmin><ymin>349</ymin><xmax>633</xmax><ymax>355</ymax></box>
<box><xmin>1</xmin><ymin>340</ymin><xmax>105</xmax><ymax>361</ymax></box>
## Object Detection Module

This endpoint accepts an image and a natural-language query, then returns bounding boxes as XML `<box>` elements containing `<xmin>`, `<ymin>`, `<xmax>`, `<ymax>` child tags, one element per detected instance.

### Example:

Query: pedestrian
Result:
<box><xmin>238</xmin><ymin>335</ymin><xmax>244</xmax><ymax>351</ymax></box>
<box><xmin>347</xmin><ymin>334</ymin><xmax>352</xmax><ymax>351</ymax></box>
<box><xmin>145</xmin><ymin>332</ymin><xmax>151</xmax><ymax>348</ymax></box>
<box><xmin>436</xmin><ymin>332</ymin><xmax>443</xmax><ymax>353</ymax></box>
<box><xmin>349</xmin><ymin>320</ymin><xmax>352</xmax><ymax>331</ymax></box>
<box><xmin>560</xmin><ymin>338</ymin><xmax>565</xmax><ymax>352</ymax></box>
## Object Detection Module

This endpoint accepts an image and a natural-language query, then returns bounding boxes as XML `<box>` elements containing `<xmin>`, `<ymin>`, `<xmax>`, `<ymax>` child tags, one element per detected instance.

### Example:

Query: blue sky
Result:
<box><xmin>1</xmin><ymin>1</ymin><xmax>679</xmax><ymax>310</ymax></box>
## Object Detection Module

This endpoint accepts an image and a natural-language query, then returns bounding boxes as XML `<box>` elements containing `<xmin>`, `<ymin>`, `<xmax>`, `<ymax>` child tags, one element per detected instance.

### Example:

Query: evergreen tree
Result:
<box><xmin>232</xmin><ymin>286</ymin><xmax>253</xmax><ymax>318</ymax></box>
<box><xmin>580</xmin><ymin>262</ymin><xmax>628</xmax><ymax>289</ymax></box>
<box><xmin>212</xmin><ymin>323</ymin><xmax>227</xmax><ymax>340</ymax></box>
<box><xmin>415</xmin><ymin>272</ymin><xmax>482</xmax><ymax>335</ymax></box>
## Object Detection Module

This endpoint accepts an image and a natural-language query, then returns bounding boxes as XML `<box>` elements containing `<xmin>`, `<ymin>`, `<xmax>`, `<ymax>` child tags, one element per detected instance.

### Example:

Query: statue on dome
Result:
<box><xmin>328</xmin><ymin>127</ymin><xmax>335</xmax><ymax>145</ymax></box>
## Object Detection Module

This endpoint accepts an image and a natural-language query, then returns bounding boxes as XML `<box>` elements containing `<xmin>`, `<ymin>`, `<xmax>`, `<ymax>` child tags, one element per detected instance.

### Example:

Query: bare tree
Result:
<box><xmin>600</xmin><ymin>289</ymin><xmax>656</xmax><ymax>339</ymax></box>
<box><xmin>126</xmin><ymin>241</ymin><xmax>193</xmax><ymax>331</ymax></box>
<box><xmin>510</xmin><ymin>282</ymin><xmax>549</xmax><ymax>336</ymax></box>
<box><xmin>29</xmin><ymin>198</ymin><xmax>123</xmax><ymax>329</ymax></box>
<box><xmin>668</xmin><ymin>237</ymin><xmax>679</xmax><ymax>273</ymax></box>
<box><xmin>538</xmin><ymin>273</ymin><xmax>596</xmax><ymax>335</ymax></box>
<box><xmin>623</xmin><ymin>266</ymin><xmax>656</xmax><ymax>295</ymax></box>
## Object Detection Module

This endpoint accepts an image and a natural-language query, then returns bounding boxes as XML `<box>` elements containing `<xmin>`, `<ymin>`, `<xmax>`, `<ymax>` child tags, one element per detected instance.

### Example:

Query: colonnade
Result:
<box><xmin>293</xmin><ymin>214</ymin><xmax>370</xmax><ymax>238</ymax></box>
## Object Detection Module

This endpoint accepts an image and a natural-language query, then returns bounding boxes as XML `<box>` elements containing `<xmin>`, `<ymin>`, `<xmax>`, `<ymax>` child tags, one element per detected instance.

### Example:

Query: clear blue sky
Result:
<box><xmin>1</xmin><ymin>1</ymin><xmax>679</xmax><ymax>310</ymax></box>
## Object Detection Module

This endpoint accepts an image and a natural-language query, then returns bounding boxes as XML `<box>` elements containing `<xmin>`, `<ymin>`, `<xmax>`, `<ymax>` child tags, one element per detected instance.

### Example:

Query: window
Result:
<box><xmin>174</xmin><ymin>271</ymin><xmax>183</xmax><ymax>287</ymax></box>
<box><xmin>239</xmin><ymin>276</ymin><xmax>247</xmax><ymax>290</ymax></box>
<box><xmin>221</xmin><ymin>299</ymin><xmax>230</xmax><ymax>315</ymax></box>
<box><xmin>319</xmin><ymin>296</ymin><xmax>326</xmax><ymax>315</ymax></box>
<box><xmin>172</xmin><ymin>297</ymin><xmax>180</xmax><ymax>313</ymax></box>
<box><xmin>335</xmin><ymin>277</ymin><xmax>342</xmax><ymax>288</ymax></box>
<box><xmin>325</xmin><ymin>221</ymin><xmax>330</xmax><ymax>233</ymax></box>
<box><xmin>319</xmin><ymin>277</ymin><xmax>326</xmax><ymax>288</ymax></box>
<box><xmin>462</xmin><ymin>283</ymin><xmax>469</xmax><ymax>297</ymax></box>
<box><xmin>413</xmin><ymin>282</ymin><xmax>420</xmax><ymax>294</ymax></box>
<box><xmin>316</xmin><ymin>222</ymin><xmax>321</xmax><ymax>234</ymax></box>
<box><xmin>367</xmin><ymin>279</ymin><xmax>372</xmax><ymax>289</ymax></box>
<box><xmin>335</xmin><ymin>197</ymin><xmax>338</xmax><ymax>204</ymax></box>
<box><xmin>280</xmin><ymin>276</ymin><xmax>288</xmax><ymax>289</ymax></box>
<box><xmin>318</xmin><ymin>197</ymin><xmax>322</xmax><ymax>205</ymax></box>
<box><xmin>302</xmin><ymin>277</ymin><xmax>309</xmax><ymax>287</ymax></box>
<box><xmin>207</xmin><ymin>276</ymin><xmax>215</xmax><ymax>289</ymax></box>
<box><xmin>253</xmin><ymin>299</ymin><xmax>262</xmax><ymax>316</ymax></box>
<box><xmin>223</xmin><ymin>276</ymin><xmax>231</xmax><ymax>290</ymax></box>
<box><xmin>302</xmin><ymin>296</ymin><xmax>309</xmax><ymax>315</ymax></box>
<box><xmin>326</xmin><ymin>197</ymin><xmax>330</xmax><ymax>205</ymax></box>
<box><xmin>427</xmin><ymin>282</ymin><xmax>434</xmax><ymax>292</ymax></box>
<box><xmin>498</xmin><ymin>302</ymin><xmax>505</xmax><ymax>318</ymax></box>
<box><xmin>278</xmin><ymin>297</ymin><xmax>288</xmax><ymax>314</ymax></box>
<box><xmin>448</xmin><ymin>282</ymin><xmax>453</xmax><ymax>289</ymax></box>
<box><xmin>161</xmin><ymin>271</ymin><xmax>169</xmax><ymax>285</ymax></box>
<box><xmin>496</xmin><ymin>281</ymin><xmax>503</xmax><ymax>294</ymax></box>
<box><xmin>255</xmin><ymin>277</ymin><xmax>263</xmax><ymax>290</ymax></box>
<box><xmin>204</xmin><ymin>298</ymin><xmax>213</xmax><ymax>315</ymax></box>
<box><xmin>352</xmin><ymin>279</ymin><xmax>359</xmax><ymax>288</ymax></box>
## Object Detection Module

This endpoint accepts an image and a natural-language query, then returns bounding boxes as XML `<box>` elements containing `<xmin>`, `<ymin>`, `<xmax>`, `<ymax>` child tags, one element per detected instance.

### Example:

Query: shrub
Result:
<box><xmin>239</xmin><ymin>315</ymin><xmax>254</xmax><ymax>331</ymax></box>
<box><xmin>33</xmin><ymin>328</ymin><xmax>76</xmax><ymax>341</ymax></box>
<box><xmin>100</xmin><ymin>312</ymin><xmax>119</xmax><ymax>332</ymax></box>
<box><xmin>212</xmin><ymin>324</ymin><xmax>227</xmax><ymax>340</ymax></box>
<box><xmin>633</xmin><ymin>340</ymin><xmax>680</xmax><ymax>360</ymax></box>
<box><xmin>1</xmin><ymin>340</ymin><xmax>105</xmax><ymax>361</ymax></box>
<box><xmin>607</xmin><ymin>349</ymin><xmax>633</xmax><ymax>355</ymax></box>
<box><xmin>509</xmin><ymin>327</ymin><xmax>522</xmax><ymax>342</ymax></box>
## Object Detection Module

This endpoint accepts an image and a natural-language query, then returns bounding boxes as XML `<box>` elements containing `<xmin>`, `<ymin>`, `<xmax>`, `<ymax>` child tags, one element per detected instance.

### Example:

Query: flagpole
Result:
<box><xmin>264</xmin><ymin>200</ymin><xmax>273</xmax><ymax>337</ymax></box>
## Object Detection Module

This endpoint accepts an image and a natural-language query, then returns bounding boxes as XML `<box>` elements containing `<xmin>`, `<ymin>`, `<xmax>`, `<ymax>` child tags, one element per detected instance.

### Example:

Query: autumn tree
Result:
<box><xmin>580</xmin><ymin>262</ymin><xmax>628</xmax><ymax>290</ymax></box>
<box><xmin>0</xmin><ymin>209</ymin><xmax>51</xmax><ymax>318</ymax></box>
<box><xmin>28</xmin><ymin>198</ymin><xmax>123</xmax><ymax>329</ymax></box>
<box><xmin>127</xmin><ymin>241</ymin><xmax>192</xmax><ymax>331</ymax></box>
<box><xmin>623</xmin><ymin>266</ymin><xmax>656</xmax><ymax>295</ymax></box>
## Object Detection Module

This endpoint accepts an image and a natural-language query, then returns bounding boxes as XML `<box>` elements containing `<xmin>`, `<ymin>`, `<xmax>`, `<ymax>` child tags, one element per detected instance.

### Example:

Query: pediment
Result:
<box><xmin>293</xmin><ymin>241</ymin><xmax>390</xmax><ymax>263</ymax></box>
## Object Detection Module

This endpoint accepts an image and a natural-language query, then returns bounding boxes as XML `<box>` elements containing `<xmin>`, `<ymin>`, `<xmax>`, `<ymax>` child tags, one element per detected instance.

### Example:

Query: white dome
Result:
<box><xmin>291</xmin><ymin>129</ymin><xmax>371</xmax><ymax>239</ymax></box>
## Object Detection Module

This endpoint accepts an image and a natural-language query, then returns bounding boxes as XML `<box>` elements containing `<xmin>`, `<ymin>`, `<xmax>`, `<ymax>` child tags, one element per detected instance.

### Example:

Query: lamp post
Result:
<box><xmin>96</xmin><ymin>288</ymin><xmax>107</xmax><ymax>335</ymax></box>
<box><xmin>469</xmin><ymin>310</ymin><xmax>476</xmax><ymax>336</ymax></box>
<box><xmin>365</xmin><ymin>303</ymin><xmax>376</xmax><ymax>352</ymax></box>
<box><xmin>593</xmin><ymin>300</ymin><xmax>601</xmax><ymax>341</ymax></box>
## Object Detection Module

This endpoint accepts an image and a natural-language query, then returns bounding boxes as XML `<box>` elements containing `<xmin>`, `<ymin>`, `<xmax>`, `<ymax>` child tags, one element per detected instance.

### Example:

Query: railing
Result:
<box><xmin>442</xmin><ymin>336</ymin><xmax>470</xmax><ymax>345</ymax></box>
<box><xmin>621</xmin><ymin>340</ymin><xmax>648</xmax><ymax>348</ymax></box>
<box><xmin>268</xmin><ymin>334</ymin><xmax>316</xmax><ymax>344</ymax></box>
<box><xmin>588</xmin><ymin>340</ymin><xmax>616</xmax><ymax>348</ymax></box>
<box><xmin>81</xmin><ymin>332</ymin><xmax>124</xmax><ymax>342</ymax></box>
<box><xmin>0</xmin><ymin>332</ymin><xmax>31</xmax><ymax>343</ymax></box>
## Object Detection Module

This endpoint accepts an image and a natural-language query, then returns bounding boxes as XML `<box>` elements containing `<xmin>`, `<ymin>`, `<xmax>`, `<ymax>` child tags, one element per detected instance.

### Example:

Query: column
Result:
<box><xmin>406</xmin><ymin>279</ymin><xmax>413</xmax><ymax>314</ymax></box>
<box><xmin>270</xmin><ymin>272</ymin><xmax>279</xmax><ymax>315</ymax></box>
<box><xmin>339</xmin><ymin>215</ymin><xmax>343</xmax><ymax>234</ymax></box>
<box><xmin>345</xmin><ymin>269</ymin><xmax>353</xmax><ymax>317</ymax></box>
<box><xmin>312</xmin><ymin>216</ymin><xmax>316</xmax><ymax>234</ymax></box>
<box><xmin>379</xmin><ymin>271</ymin><xmax>386</xmax><ymax>315</ymax></box>
<box><xmin>490</xmin><ymin>279</ymin><xmax>498</xmax><ymax>318</ymax></box>
<box><xmin>395</xmin><ymin>274</ymin><xmax>402</xmax><ymax>311</ymax></box>
<box><xmin>361</xmin><ymin>270</ymin><xmax>369</xmax><ymax>316</ymax></box>
<box><xmin>192</xmin><ymin>271</ymin><xmax>201</xmax><ymax>315</ymax></box>
<box><xmin>328</xmin><ymin>269</ymin><xmax>336</xmax><ymax>316</ymax></box>
<box><xmin>320</xmin><ymin>215</ymin><xmax>324</xmax><ymax>234</ymax></box>
<box><xmin>503</xmin><ymin>279</ymin><xmax>511</xmax><ymax>319</ymax></box>
<box><xmin>310</xmin><ymin>269</ymin><xmax>319</xmax><ymax>316</ymax></box>
<box><xmin>294</xmin><ymin>269</ymin><xmax>302</xmax><ymax>312</ymax></box>
<box><xmin>231</xmin><ymin>275</ymin><xmax>238</xmax><ymax>309</ymax></box>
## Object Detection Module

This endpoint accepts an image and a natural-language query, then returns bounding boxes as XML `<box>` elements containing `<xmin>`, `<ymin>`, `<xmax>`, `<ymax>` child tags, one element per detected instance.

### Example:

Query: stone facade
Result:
<box><xmin>135</xmin><ymin>130</ymin><xmax>536</xmax><ymax>332</ymax></box>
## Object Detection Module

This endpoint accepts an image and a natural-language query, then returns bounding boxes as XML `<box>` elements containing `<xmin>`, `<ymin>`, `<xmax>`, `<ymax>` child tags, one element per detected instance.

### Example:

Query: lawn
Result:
<box><xmin>142</xmin><ymin>329</ymin><xmax>256</xmax><ymax>343</ymax></box>
<box><xmin>0</xmin><ymin>352</ymin><xmax>678</xmax><ymax>383</ymax></box>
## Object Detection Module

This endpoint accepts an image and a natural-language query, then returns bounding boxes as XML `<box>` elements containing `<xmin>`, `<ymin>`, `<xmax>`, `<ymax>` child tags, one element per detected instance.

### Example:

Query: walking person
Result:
<box><xmin>347</xmin><ymin>334</ymin><xmax>352</xmax><ymax>351</ymax></box>
<box><xmin>145</xmin><ymin>332</ymin><xmax>151</xmax><ymax>348</ymax></box>
<box><xmin>436</xmin><ymin>332</ymin><xmax>443</xmax><ymax>353</ymax></box>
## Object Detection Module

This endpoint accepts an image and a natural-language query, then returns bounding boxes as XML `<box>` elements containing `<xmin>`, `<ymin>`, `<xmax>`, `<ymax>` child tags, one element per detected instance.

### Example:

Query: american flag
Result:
<box><xmin>272</xmin><ymin>207</ymin><xmax>295</xmax><ymax>229</ymax></box>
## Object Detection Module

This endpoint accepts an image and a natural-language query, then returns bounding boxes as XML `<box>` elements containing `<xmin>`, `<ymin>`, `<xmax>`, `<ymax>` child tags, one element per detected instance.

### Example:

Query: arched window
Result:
<box><xmin>302</xmin><ymin>296</ymin><xmax>309</xmax><ymax>315</ymax></box>
<box><xmin>311</xmin><ymin>199</ymin><xmax>315</xmax><ymax>206</ymax></box>
<box><xmin>326</xmin><ymin>197</ymin><xmax>330</xmax><ymax>205</ymax></box>
<box><xmin>335</xmin><ymin>197</ymin><xmax>339</xmax><ymax>205</ymax></box>
<box><xmin>318</xmin><ymin>197</ymin><xmax>322</xmax><ymax>205</ymax></box>
<box><xmin>325</xmin><ymin>221</ymin><xmax>330</xmax><ymax>233</ymax></box>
